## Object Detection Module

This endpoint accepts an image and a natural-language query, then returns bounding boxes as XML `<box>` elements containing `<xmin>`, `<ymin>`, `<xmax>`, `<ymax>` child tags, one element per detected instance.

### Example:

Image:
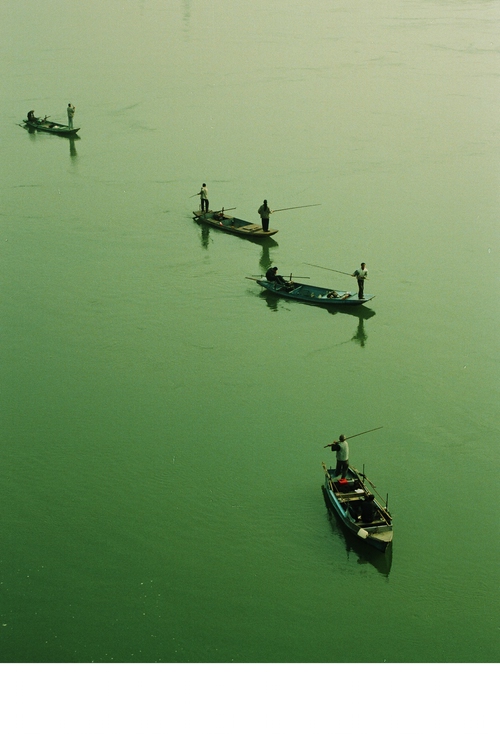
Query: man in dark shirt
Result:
<box><xmin>360</xmin><ymin>494</ymin><xmax>378</xmax><ymax>523</ymax></box>
<box><xmin>258</xmin><ymin>200</ymin><xmax>272</xmax><ymax>232</ymax></box>
<box><xmin>265</xmin><ymin>267</ymin><xmax>286</xmax><ymax>284</ymax></box>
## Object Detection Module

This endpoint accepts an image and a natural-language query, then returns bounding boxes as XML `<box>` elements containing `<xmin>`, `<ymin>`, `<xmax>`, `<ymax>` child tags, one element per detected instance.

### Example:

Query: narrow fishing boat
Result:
<box><xmin>322</xmin><ymin>463</ymin><xmax>393</xmax><ymax>551</ymax></box>
<box><xmin>251</xmin><ymin>277</ymin><xmax>374</xmax><ymax>306</ymax></box>
<box><xmin>193</xmin><ymin>210</ymin><xmax>278</xmax><ymax>238</ymax></box>
<box><xmin>23</xmin><ymin>118</ymin><xmax>80</xmax><ymax>136</ymax></box>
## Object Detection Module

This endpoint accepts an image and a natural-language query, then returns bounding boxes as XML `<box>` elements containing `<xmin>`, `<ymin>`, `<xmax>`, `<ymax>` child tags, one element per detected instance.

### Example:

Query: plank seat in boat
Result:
<box><xmin>236</xmin><ymin>224</ymin><xmax>262</xmax><ymax>232</ymax></box>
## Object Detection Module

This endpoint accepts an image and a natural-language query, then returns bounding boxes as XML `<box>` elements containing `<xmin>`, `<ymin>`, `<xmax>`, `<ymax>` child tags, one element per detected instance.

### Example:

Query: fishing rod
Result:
<box><xmin>304</xmin><ymin>262</ymin><xmax>353</xmax><ymax>277</ymax></box>
<box><xmin>246</xmin><ymin>275</ymin><xmax>310</xmax><ymax>279</ymax></box>
<box><xmin>272</xmin><ymin>203</ymin><xmax>321</xmax><ymax>213</ymax></box>
<box><xmin>324</xmin><ymin>426</ymin><xmax>383</xmax><ymax>448</ymax></box>
<box><xmin>196</xmin><ymin>207</ymin><xmax>236</xmax><ymax>214</ymax></box>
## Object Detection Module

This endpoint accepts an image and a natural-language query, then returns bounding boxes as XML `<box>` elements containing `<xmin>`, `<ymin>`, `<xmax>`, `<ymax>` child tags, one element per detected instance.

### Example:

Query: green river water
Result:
<box><xmin>1</xmin><ymin>0</ymin><xmax>499</xmax><ymax>663</ymax></box>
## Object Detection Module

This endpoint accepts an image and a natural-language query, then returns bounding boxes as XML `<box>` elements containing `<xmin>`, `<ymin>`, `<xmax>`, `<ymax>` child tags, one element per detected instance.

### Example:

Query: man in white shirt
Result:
<box><xmin>67</xmin><ymin>103</ymin><xmax>75</xmax><ymax>128</ymax></box>
<box><xmin>353</xmin><ymin>263</ymin><xmax>368</xmax><ymax>299</ymax></box>
<box><xmin>330</xmin><ymin>434</ymin><xmax>349</xmax><ymax>479</ymax></box>
<box><xmin>199</xmin><ymin>184</ymin><xmax>209</xmax><ymax>213</ymax></box>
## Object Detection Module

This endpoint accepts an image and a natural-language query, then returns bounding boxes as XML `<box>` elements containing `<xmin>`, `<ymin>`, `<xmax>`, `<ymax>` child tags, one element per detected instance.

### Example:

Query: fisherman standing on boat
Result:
<box><xmin>352</xmin><ymin>263</ymin><xmax>368</xmax><ymax>300</ymax></box>
<box><xmin>331</xmin><ymin>434</ymin><xmax>349</xmax><ymax>479</ymax></box>
<box><xmin>198</xmin><ymin>184</ymin><xmax>209</xmax><ymax>213</ymax></box>
<box><xmin>67</xmin><ymin>103</ymin><xmax>75</xmax><ymax>129</ymax></box>
<box><xmin>258</xmin><ymin>200</ymin><xmax>272</xmax><ymax>232</ymax></box>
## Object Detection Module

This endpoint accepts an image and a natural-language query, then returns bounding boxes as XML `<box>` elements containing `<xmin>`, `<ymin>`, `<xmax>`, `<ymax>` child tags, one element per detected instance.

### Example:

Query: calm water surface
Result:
<box><xmin>1</xmin><ymin>0</ymin><xmax>499</xmax><ymax>662</ymax></box>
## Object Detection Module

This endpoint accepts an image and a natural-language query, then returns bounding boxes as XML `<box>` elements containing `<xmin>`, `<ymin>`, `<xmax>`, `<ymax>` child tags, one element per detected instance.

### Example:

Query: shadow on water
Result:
<box><xmin>257</xmin><ymin>289</ymin><xmax>375</xmax><ymax>344</ymax></box>
<box><xmin>244</xmin><ymin>235</ymin><xmax>279</xmax><ymax>249</ymax></box>
<box><xmin>68</xmin><ymin>137</ymin><xmax>78</xmax><ymax>159</ymax></box>
<box><xmin>199</xmin><ymin>222</ymin><xmax>212</xmax><ymax>249</ymax></box>
<box><xmin>259</xmin><ymin>242</ymin><xmax>281</xmax><ymax>273</ymax></box>
<box><xmin>326</xmin><ymin>303</ymin><xmax>375</xmax><ymax>321</ymax></box>
<box><xmin>21</xmin><ymin>124</ymin><xmax>80</xmax><ymax>160</ymax></box>
<box><xmin>193</xmin><ymin>220</ymin><xmax>279</xmax><ymax>253</ymax></box>
<box><xmin>321</xmin><ymin>486</ymin><xmax>393</xmax><ymax>577</ymax></box>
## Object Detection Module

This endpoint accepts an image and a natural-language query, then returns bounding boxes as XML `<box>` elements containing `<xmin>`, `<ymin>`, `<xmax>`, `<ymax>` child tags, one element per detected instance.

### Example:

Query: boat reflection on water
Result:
<box><xmin>321</xmin><ymin>487</ymin><xmax>393</xmax><ymax>577</ymax></box>
<box><xmin>193</xmin><ymin>221</ymin><xmax>279</xmax><ymax>253</ymax></box>
<box><xmin>326</xmin><ymin>302</ymin><xmax>375</xmax><ymax>320</ymax></box>
<box><xmin>326</xmin><ymin>304</ymin><xmax>375</xmax><ymax>347</ymax></box>
<box><xmin>256</xmin><ymin>288</ymin><xmax>375</xmax><ymax>315</ymax></box>
<box><xmin>257</xmin><ymin>288</ymin><xmax>375</xmax><ymax>345</ymax></box>
<box><xmin>262</xmin><ymin>291</ymin><xmax>280</xmax><ymax>312</ymax></box>
<box><xmin>22</xmin><ymin>123</ymin><xmax>80</xmax><ymax>160</ymax></box>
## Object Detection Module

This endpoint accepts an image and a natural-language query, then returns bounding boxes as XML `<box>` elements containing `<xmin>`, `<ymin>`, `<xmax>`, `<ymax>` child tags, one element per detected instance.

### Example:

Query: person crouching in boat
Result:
<box><xmin>360</xmin><ymin>493</ymin><xmax>377</xmax><ymax>523</ymax></box>
<box><xmin>330</xmin><ymin>434</ymin><xmax>349</xmax><ymax>479</ymax></box>
<box><xmin>265</xmin><ymin>266</ymin><xmax>293</xmax><ymax>289</ymax></box>
<box><xmin>27</xmin><ymin>110</ymin><xmax>37</xmax><ymax>122</ymax></box>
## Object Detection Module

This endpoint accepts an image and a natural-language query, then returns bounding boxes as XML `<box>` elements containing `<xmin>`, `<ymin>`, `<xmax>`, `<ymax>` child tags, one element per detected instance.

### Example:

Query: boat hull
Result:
<box><xmin>23</xmin><ymin>119</ymin><xmax>80</xmax><ymax>136</ymax></box>
<box><xmin>256</xmin><ymin>278</ymin><xmax>374</xmax><ymax>306</ymax></box>
<box><xmin>322</xmin><ymin>464</ymin><xmax>393</xmax><ymax>551</ymax></box>
<box><xmin>193</xmin><ymin>211</ymin><xmax>278</xmax><ymax>238</ymax></box>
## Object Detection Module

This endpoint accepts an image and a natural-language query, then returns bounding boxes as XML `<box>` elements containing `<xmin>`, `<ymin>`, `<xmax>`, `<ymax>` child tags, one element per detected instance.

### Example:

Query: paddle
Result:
<box><xmin>195</xmin><ymin>207</ymin><xmax>236</xmax><ymax>215</ymax></box>
<box><xmin>324</xmin><ymin>426</ymin><xmax>383</xmax><ymax>449</ymax></box>
<box><xmin>322</xmin><ymin>461</ymin><xmax>335</xmax><ymax>489</ymax></box>
<box><xmin>272</xmin><ymin>203</ymin><xmax>321</xmax><ymax>213</ymax></box>
<box><xmin>246</xmin><ymin>275</ymin><xmax>310</xmax><ymax>279</ymax></box>
<box><xmin>304</xmin><ymin>262</ymin><xmax>353</xmax><ymax>277</ymax></box>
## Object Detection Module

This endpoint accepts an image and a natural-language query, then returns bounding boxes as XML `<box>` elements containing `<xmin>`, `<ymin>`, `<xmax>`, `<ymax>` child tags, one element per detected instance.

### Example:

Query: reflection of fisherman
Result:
<box><xmin>198</xmin><ymin>183</ymin><xmax>209</xmax><ymax>213</ymax></box>
<box><xmin>67</xmin><ymin>103</ymin><xmax>75</xmax><ymax>128</ymax></box>
<box><xmin>351</xmin><ymin>318</ymin><xmax>367</xmax><ymax>348</ymax></box>
<box><xmin>265</xmin><ymin>266</ymin><xmax>286</xmax><ymax>285</ymax></box>
<box><xmin>353</xmin><ymin>263</ymin><xmax>368</xmax><ymax>299</ymax></box>
<box><xmin>330</xmin><ymin>434</ymin><xmax>349</xmax><ymax>479</ymax></box>
<box><xmin>258</xmin><ymin>200</ymin><xmax>272</xmax><ymax>232</ymax></box>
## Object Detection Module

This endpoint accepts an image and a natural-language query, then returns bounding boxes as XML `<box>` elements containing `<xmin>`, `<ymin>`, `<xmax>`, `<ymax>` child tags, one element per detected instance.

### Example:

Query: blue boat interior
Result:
<box><xmin>262</xmin><ymin>279</ymin><xmax>353</xmax><ymax>299</ymax></box>
<box><xmin>210</xmin><ymin>214</ymin><xmax>260</xmax><ymax>229</ymax></box>
<box><xmin>327</xmin><ymin>471</ymin><xmax>383</xmax><ymax>524</ymax></box>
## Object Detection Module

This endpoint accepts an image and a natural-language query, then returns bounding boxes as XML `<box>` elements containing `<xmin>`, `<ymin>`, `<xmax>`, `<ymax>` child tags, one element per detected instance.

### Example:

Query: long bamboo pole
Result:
<box><xmin>272</xmin><ymin>203</ymin><xmax>321</xmax><ymax>212</ymax></box>
<box><xmin>324</xmin><ymin>426</ymin><xmax>383</xmax><ymax>448</ymax></box>
<box><xmin>304</xmin><ymin>263</ymin><xmax>353</xmax><ymax>277</ymax></box>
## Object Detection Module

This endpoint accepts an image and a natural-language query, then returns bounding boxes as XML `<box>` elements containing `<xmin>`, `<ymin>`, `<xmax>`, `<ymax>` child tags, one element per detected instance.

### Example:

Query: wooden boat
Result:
<box><xmin>23</xmin><ymin>118</ymin><xmax>80</xmax><ymax>136</ymax></box>
<box><xmin>251</xmin><ymin>277</ymin><xmax>374</xmax><ymax>306</ymax></box>
<box><xmin>322</xmin><ymin>463</ymin><xmax>393</xmax><ymax>551</ymax></box>
<box><xmin>193</xmin><ymin>210</ymin><xmax>278</xmax><ymax>237</ymax></box>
